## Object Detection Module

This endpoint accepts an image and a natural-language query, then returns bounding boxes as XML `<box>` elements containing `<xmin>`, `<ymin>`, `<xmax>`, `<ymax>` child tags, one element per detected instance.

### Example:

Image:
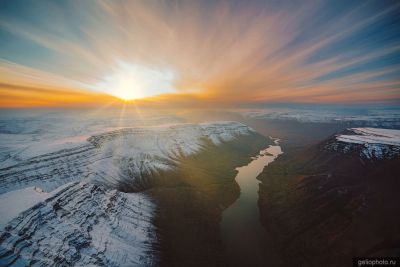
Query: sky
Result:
<box><xmin>0</xmin><ymin>0</ymin><xmax>399</xmax><ymax>108</ymax></box>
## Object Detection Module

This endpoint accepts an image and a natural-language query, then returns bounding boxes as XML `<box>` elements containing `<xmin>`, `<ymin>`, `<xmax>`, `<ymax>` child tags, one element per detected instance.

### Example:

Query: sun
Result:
<box><xmin>112</xmin><ymin>72</ymin><xmax>144</xmax><ymax>101</ymax></box>
<box><xmin>94</xmin><ymin>61</ymin><xmax>176</xmax><ymax>101</ymax></box>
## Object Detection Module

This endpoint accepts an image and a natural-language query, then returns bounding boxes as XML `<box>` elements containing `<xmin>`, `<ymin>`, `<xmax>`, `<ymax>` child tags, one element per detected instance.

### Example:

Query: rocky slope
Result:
<box><xmin>0</xmin><ymin>121</ymin><xmax>263</xmax><ymax>266</ymax></box>
<box><xmin>0</xmin><ymin>182</ymin><xmax>157</xmax><ymax>266</ymax></box>
<box><xmin>258</xmin><ymin>127</ymin><xmax>400</xmax><ymax>267</ymax></box>
<box><xmin>150</xmin><ymin>131</ymin><xmax>270</xmax><ymax>267</ymax></box>
<box><xmin>326</xmin><ymin>127</ymin><xmax>400</xmax><ymax>160</ymax></box>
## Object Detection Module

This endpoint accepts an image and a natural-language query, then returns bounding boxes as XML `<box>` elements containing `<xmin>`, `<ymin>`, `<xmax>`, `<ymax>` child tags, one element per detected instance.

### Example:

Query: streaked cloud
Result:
<box><xmin>0</xmin><ymin>0</ymin><xmax>399</xmax><ymax>107</ymax></box>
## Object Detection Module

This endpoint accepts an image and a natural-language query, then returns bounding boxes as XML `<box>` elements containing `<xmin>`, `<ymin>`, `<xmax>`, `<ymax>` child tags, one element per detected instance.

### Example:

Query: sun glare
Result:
<box><xmin>94</xmin><ymin>61</ymin><xmax>176</xmax><ymax>101</ymax></box>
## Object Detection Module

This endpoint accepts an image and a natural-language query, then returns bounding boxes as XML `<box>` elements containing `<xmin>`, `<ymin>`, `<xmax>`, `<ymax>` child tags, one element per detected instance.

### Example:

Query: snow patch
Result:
<box><xmin>0</xmin><ymin>120</ymin><xmax>255</xmax><ymax>266</ymax></box>
<box><xmin>87</xmin><ymin>121</ymin><xmax>254</xmax><ymax>189</ymax></box>
<box><xmin>327</xmin><ymin>128</ymin><xmax>400</xmax><ymax>160</ymax></box>
<box><xmin>336</xmin><ymin>128</ymin><xmax>400</xmax><ymax>146</ymax></box>
<box><xmin>0</xmin><ymin>183</ymin><xmax>74</xmax><ymax>228</ymax></box>
<box><xmin>0</xmin><ymin>182</ymin><xmax>158</xmax><ymax>266</ymax></box>
<box><xmin>0</xmin><ymin>187</ymin><xmax>47</xmax><ymax>228</ymax></box>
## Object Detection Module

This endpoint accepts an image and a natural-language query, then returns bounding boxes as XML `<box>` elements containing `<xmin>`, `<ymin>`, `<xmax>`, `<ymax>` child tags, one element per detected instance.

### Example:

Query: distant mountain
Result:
<box><xmin>244</xmin><ymin>108</ymin><xmax>400</xmax><ymax>128</ymax></box>
<box><xmin>325</xmin><ymin>127</ymin><xmax>400</xmax><ymax>160</ymax></box>
<box><xmin>258</xmin><ymin>127</ymin><xmax>400</xmax><ymax>267</ymax></box>
<box><xmin>0</xmin><ymin>121</ymin><xmax>268</xmax><ymax>267</ymax></box>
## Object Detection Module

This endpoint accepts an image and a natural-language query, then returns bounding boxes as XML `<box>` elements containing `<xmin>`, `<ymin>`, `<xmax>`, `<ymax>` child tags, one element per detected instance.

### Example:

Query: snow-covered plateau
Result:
<box><xmin>0</xmin><ymin>121</ymin><xmax>255</xmax><ymax>266</ymax></box>
<box><xmin>326</xmin><ymin>127</ymin><xmax>400</xmax><ymax>160</ymax></box>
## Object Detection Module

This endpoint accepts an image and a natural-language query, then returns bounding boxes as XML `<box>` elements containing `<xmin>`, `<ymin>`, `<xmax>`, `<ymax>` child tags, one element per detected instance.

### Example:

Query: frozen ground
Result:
<box><xmin>0</xmin><ymin>181</ymin><xmax>157</xmax><ymax>266</ymax></box>
<box><xmin>0</xmin><ymin>112</ymin><xmax>254</xmax><ymax>266</ymax></box>
<box><xmin>336</xmin><ymin>128</ymin><xmax>400</xmax><ymax>146</ymax></box>
<box><xmin>0</xmin><ymin>120</ymin><xmax>254</xmax><ymax>194</ymax></box>
<box><xmin>0</xmin><ymin>109</ymin><xmax>184</xmax><ymax>168</ymax></box>
<box><xmin>327</xmin><ymin>127</ymin><xmax>400</xmax><ymax>160</ymax></box>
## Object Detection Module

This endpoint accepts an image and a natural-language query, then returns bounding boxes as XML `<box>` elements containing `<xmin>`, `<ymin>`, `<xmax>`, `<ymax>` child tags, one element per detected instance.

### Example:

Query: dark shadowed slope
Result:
<box><xmin>258</xmin><ymin>128</ymin><xmax>400</xmax><ymax>267</ymax></box>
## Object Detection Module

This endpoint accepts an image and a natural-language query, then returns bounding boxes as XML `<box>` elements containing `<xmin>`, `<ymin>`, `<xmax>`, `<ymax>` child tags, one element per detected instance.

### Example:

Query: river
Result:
<box><xmin>221</xmin><ymin>140</ymin><xmax>283</xmax><ymax>267</ymax></box>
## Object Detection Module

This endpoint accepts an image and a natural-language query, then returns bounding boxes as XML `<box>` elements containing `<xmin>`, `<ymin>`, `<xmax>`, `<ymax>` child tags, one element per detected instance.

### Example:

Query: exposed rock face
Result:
<box><xmin>0</xmin><ymin>182</ymin><xmax>157</xmax><ymax>267</ymax></box>
<box><xmin>0</xmin><ymin>144</ymin><xmax>97</xmax><ymax>194</ymax></box>
<box><xmin>0</xmin><ymin>121</ymin><xmax>258</xmax><ymax>267</ymax></box>
<box><xmin>150</xmin><ymin>132</ymin><xmax>270</xmax><ymax>267</ymax></box>
<box><xmin>87</xmin><ymin>122</ymin><xmax>255</xmax><ymax>191</ymax></box>
<box><xmin>0</xmin><ymin>122</ymin><xmax>254</xmax><ymax>194</ymax></box>
<box><xmin>258</xmin><ymin>128</ymin><xmax>400</xmax><ymax>267</ymax></box>
<box><xmin>325</xmin><ymin>128</ymin><xmax>400</xmax><ymax>160</ymax></box>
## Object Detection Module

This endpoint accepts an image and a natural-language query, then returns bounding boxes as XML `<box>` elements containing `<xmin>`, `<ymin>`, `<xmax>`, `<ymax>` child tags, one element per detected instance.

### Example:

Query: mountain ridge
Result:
<box><xmin>0</xmin><ymin>121</ymin><xmax>267</xmax><ymax>266</ymax></box>
<box><xmin>258</xmin><ymin>127</ymin><xmax>400</xmax><ymax>267</ymax></box>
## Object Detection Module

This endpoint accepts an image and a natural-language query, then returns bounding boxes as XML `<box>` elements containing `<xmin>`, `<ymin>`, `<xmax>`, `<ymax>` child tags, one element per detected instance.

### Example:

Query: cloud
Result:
<box><xmin>0</xmin><ymin>0</ymin><xmax>399</xmax><ymax>106</ymax></box>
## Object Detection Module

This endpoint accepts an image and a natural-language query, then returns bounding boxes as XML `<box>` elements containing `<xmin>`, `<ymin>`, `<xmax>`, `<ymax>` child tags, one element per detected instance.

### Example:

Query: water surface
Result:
<box><xmin>221</xmin><ymin>141</ymin><xmax>283</xmax><ymax>267</ymax></box>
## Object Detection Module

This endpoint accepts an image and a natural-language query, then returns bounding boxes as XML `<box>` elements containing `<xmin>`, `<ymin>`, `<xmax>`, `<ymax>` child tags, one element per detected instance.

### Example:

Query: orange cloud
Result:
<box><xmin>0</xmin><ymin>83</ymin><xmax>120</xmax><ymax>108</ymax></box>
<box><xmin>0</xmin><ymin>1</ymin><xmax>399</xmax><ymax>107</ymax></box>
